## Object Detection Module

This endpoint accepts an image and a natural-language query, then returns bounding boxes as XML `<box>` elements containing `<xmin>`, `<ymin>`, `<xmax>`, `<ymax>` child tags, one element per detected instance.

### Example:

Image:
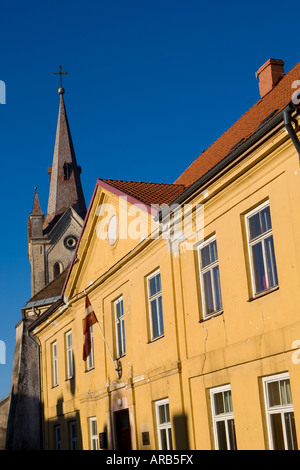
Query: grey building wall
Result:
<box><xmin>5</xmin><ymin>317</ymin><xmax>41</xmax><ymax>450</ymax></box>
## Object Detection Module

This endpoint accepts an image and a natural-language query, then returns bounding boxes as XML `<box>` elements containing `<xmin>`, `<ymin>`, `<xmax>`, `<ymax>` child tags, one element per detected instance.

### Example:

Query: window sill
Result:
<box><xmin>248</xmin><ymin>286</ymin><xmax>279</xmax><ymax>302</ymax></box>
<box><xmin>199</xmin><ymin>310</ymin><xmax>223</xmax><ymax>323</ymax></box>
<box><xmin>148</xmin><ymin>334</ymin><xmax>164</xmax><ymax>344</ymax></box>
<box><xmin>116</xmin><ymin>353</ymin><xmax>126</xmax><ymax>360</ymax></box>
<box><xmin>65</xmin><ymin>375</ymin><xmax>74</xmax><ymax>382</ymax></box>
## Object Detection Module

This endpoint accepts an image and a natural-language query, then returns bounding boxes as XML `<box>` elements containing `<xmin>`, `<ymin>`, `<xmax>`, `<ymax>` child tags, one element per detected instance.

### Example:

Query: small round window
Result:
<box><xmin>64</xmin><ymin>235</ymin><xmax>78</xmax><ymax>250</ymax></box>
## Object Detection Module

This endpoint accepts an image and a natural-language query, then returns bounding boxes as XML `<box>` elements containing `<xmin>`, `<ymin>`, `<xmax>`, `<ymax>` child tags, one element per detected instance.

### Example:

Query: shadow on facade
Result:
<box><xmin>45</xmin><ymin>396</ymin><xmax>83</xmax><ymax>450</ymax></box>
<box><xmin>173</xmin><ymin>414</ymin><xmax>190</xmax><ymax>450</ymax></box>
<box><xmin>5</xmin><ymin>389</ymin><xmax>43</xmax><ymax>450</ymax></box>
<box><xmin>45</xmin><ymin>352</ymin><xmax>83</xmax><ymax>450</ymax></box>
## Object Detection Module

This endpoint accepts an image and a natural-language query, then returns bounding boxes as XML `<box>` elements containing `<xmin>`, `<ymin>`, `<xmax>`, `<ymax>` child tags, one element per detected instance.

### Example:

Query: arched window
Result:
<box><xmin>53</xmin><ymin>262</ymin><xmax>63</xmax><ymax>279</ymax></box>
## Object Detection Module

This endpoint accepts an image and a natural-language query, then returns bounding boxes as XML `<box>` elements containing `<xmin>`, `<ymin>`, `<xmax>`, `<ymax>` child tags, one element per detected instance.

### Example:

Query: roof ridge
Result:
<box><xmin>101</xmin><ymin>178</ymin><xmax>186</xmax><ymax>187</ymax></box>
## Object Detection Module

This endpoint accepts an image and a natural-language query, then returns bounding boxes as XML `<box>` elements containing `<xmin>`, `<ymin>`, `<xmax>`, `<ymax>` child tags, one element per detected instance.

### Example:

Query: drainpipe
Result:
<box><xmin>283</xmin><ymin>106</ymin><xmax>300</xmax><ymax>161</ymax></box>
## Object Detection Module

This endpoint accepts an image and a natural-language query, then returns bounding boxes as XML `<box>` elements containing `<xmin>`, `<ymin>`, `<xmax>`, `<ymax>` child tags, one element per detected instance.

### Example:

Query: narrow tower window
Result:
<box><xmin>53</xmin><ymin>262</ymin><xmax>63</xmax><ymax>279</ymax></box>
<box><xmin>63</xmin><ymin>161</ymin><xmax>70</xmax><ymax>180</ymax></box>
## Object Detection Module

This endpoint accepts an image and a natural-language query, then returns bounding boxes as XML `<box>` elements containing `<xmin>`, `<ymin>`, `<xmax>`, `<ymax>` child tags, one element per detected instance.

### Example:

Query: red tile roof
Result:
<box><xmin>175</xmin><ymin>60</ymin><xmax>300</xmax><ymax>187</ymax></box>
<box><xmin>100</xmin><ymin>179</ymin><xmax>186</xmax><ymax>206</ymax></box>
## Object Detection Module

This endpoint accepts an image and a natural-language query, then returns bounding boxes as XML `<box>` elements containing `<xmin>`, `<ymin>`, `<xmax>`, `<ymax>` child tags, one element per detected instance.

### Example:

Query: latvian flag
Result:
<box><xmin>83</xmin><ymin>295</ymin><xmax>98</xmax><ymax>361</ymax></box>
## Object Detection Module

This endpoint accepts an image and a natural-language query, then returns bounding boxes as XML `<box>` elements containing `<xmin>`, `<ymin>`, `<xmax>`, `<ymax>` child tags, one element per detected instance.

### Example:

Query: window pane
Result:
<box><xmin>116</xmin><ymin>301</ymin><xmax>121</xmax><ymax>319</ymax></box>
<box><xmin>249</xmin><ymin>212</ymin><xmax>262</xmax><ymax>240</ymax></box>
<box><xmin>252</xmin><ymin>242</ymin><xmax>266</xmax><ymax>293</ymax></box>
<box><xmin>158</xmin><ymin>405</ymin><xmax>166</xmax><ymax>424</ymax></box>
<box><xmin>267</xmin><ymin>381</ymin><xmax>281</xmax><ymax>407</ymax></box>
<box><xmin>203</xmin><ymin>271</ymin><xmax>214</xmax><ymax>314</ymax></box>
<box><xmin>149</xmin><ymin>274</ymin><xmax>161</xmax><ymax>296</ymax></box>
<box><xmin>92</xmin><ymin>420</ymin><xmax>97</xmax><ymax>435</ymax></box>
<box><xmin>284</xmin><ymin>412</ymin><xmax>298</xmax><ymax>450</ymax></box>
<box><xmin>270</xmin><ymin>413</ymin><xmax>285</xmax><ymax>450</ymax></box>
<box><xmin>224</xmin><ymin>390</ymin><xmax>233</xmax><ymax>413</ymax></box>
<box><xmin>281</xmin><ymin>379</ymin><xmax>292</xmax><ymax>405</ymax></box>
<box><xmin>92</xmin><ymin>439</ymin><xmax>97</xmax><ymax>450</ymax></box>
<box><xmin>165</xmin><ymin>403</ymin><xmax>170</xmax><ymax>422</ymax></box>
<box><xmin>67</xmin><ymin>333</ymin><xmax>72</xmax><ymax>348</ymax></box>
<box><xmin>213</xmin><ymin>266</ymin><xmax>222</xmax><ymax>310</ymax></box>
<box><xmin>160</xmin><ymin>429</ymin><xmax>167</xmax><ymax>450</ymax></box>
<box><xmin>261</xmin><ymin>206</ymin><xmax>271</xmax><ymax>233</ymax></box>
<box><xmin>216</xmin><ymin>421</ymin><xmax>227</xmax><ymax>450</ymax></box>
<box><xmin>201</xmin><ymin>244</ymin><xmax>211</xmax><ymax>268</ymax></box>
<box><xmin>156</xmin><ymin>273</ymin><xmax>161</xmax><ymax>293</ymax></box>
<box><xmin>210</xmin><ymin>240</ymin><xmax>218</xmax><ymax>263</ymax></box>
<box><xmin>158</xmin><ymin>296</ymin><xmax>164</xmax><ymax>335</ymax></box>
<box><xmin>151</xmin><ymin>299</ymin><xmax>159</xmax><ymax>337</ymax></box>
<box><xmin>264</xmin><ymin>236</ymin><xmax>278</xmax><ymax>288</ymax></box>
<box><xmin>227</xmin><ymin>419</ymin><xmax>237</xmax><ymax>450</ymax></box>
<box><xmin>121</xmin><ymin>320</ymin><xmax>126</xmax><ymax>354</ymax></box>
<box><xmin>214</xmin><ymin>392</ymin><xmax>224</xmax><ymax>415</ymax></box>
<box><xmin>71</xmin><ymin>423</ymin><xmax>77</xmax><ymax>439</ymax></box>
<box><xmin>149</xmin><ymin>276</ymin><xmax>156</xmax><ymax>296</ymax></box>
<box><xmin>167</xmin><ymin>428</ymin><xmax>173</xmax><ymax>450</ymax></box>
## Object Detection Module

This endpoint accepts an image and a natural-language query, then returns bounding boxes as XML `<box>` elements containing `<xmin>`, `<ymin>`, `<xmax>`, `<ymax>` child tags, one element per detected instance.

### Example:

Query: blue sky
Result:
<box><xmin>0</xmin><ymin>0</ymin><xmax>299</xmax><ymax>398</ymax></box>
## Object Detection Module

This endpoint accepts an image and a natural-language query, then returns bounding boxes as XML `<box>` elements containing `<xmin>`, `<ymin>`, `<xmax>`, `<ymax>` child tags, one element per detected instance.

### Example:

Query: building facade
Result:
<box><xmin>24</xmin><ymin>58</ymin><xmax>300</xmax><ymax>450</ymax></box>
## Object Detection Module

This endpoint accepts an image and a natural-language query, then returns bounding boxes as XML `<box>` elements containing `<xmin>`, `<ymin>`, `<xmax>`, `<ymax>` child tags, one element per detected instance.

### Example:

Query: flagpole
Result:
<box><xmin>96</xmin><ymin>320</ymin><xmax>114</xmax><ymax>367</ymax></box>
<box><xmin>96</xmin><ymin>319</ymin><xmax>122</xmax><ymax>379</ymax></box>
<box><xmin>84</xmin><ymin>291</ymin><xmax>122</xmax><ymax>379</ymax></box>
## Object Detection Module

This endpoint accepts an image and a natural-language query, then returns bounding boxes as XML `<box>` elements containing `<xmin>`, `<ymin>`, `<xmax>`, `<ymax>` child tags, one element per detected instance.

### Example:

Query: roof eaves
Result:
<box><xmin>26</xmin><ymin>298</ymin><xmax>65</xmax><ymax>332</ymax></box>
<box><xmin>23</xmin><ymin>296</ymin><xmax>61</xmax><ymax>310</ymax></box>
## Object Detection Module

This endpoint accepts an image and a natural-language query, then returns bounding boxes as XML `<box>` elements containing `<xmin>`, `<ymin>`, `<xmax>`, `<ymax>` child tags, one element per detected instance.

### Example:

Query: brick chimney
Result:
<box><xmin>256</xmin><ymin>59</ymin><xmax>285</xmax><ymax>98</ymax></box>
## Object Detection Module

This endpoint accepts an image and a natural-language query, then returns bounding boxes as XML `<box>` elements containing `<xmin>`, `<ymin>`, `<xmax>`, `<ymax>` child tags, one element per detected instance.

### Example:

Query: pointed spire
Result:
<box><xmin>28</xmin><ymin>187</ymin><xmax>44</xmax><ymax>240</ymax></box>
<box><xmin>31</xmin><ymin>187</ymin><xmax>43</xmax><ymax>215</ymax></box>
<box><xmin>43</xmin><ymin>91</ymin><xmax>86</xmax><ymax>231</ymax></box>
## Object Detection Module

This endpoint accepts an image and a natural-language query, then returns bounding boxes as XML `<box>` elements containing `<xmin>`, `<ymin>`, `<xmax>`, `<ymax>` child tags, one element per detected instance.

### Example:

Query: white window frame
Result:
<box><xmin>210</xmin><ymin>384</ymin><xmax>237</xmax><ymax>450</ymax></box>
<box><xmin>198</xmin><ymin>235</ymin><xmax>223</xmax><ymax>319</ymax></box>
<box><xmin>263</xmin><ymin>372</ymin><xmax>297</xmax><ymax>450</ymax></box>
<box><xmin>66</xmin><ymin>330</ymin><xmax>74</xmax><ymax>379</ymax></box>
<box><xmin>114</xmin><ymin>296</ymin><xmax>126</xmax><ymax>358</ymax></box>
<box><xmin>55</xmin><ymin>425</ymin><xmax>62</xmax><ymax>450</ymax></box>
<box><xmin>147</xmin><ymin>269</ymin><xmax>164</xmax><ymax>340</ymax></box>
<box><xmin>89</xmin><ymin>417</ymin><xmax>98</xmax><ymax>450</ymax></box>
<box><xmin>70</xmin><ymin>421</ymin><xmax>78</xmax><ymax>450</ymax></box>
<box><xmin>52</xmin><ymin>341</ymin><xmax>58</xmax><ymax>387</ymax></box>
<box><xmin>245</xmin><ymin>200</ymin><xmax>278</xmax><ymax>297</ymax></box>
<box><xmin>155</xmin><ymin>398</ymin><xmax>173</xmax><ymax>450</ymax></box>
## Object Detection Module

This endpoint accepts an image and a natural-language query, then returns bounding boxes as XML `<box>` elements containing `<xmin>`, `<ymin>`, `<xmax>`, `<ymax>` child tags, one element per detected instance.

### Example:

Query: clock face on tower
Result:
<box><xmin>64</xmin><ymin>235</ymin><xmax>78</xmax><ymax>250</ymax></box>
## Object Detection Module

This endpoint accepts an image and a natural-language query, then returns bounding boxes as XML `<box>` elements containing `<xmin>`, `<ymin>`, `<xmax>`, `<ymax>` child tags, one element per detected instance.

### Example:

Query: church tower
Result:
<box><xmin>28</xmin><ymin>79</ymin><xmax>86</xmax><ymax>296</ymax></box>
<box><xmin>5</xmin><ymin>70</ymin><xmax>87</xmax><ymax>450</ymax></box>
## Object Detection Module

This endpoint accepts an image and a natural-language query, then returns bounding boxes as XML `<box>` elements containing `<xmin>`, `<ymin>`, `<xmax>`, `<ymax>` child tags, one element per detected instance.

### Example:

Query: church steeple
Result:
<box><xmin>43</xmin><ymin>83</ymin><xmax>86</xmax><ymax>231</ymax></box>
<box><xmin>28</xmin><ymin>73</ymin><xmax>87</xmax><ymax>296</ymax></box>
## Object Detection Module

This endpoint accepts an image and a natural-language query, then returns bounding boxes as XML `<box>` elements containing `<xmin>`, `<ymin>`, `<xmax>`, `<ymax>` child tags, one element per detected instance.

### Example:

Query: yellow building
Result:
<box><xmin>28</xmin><ymin>58</ymin><xmax>300</xmax><ymax>450</ymax></box>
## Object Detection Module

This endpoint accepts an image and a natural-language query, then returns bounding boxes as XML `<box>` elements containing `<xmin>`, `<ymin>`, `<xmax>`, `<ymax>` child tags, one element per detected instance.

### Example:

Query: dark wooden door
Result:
<box><xmin>115</xmin><ymin>409</ymin><xmax>132</xmax><ymax>450</ymax></box>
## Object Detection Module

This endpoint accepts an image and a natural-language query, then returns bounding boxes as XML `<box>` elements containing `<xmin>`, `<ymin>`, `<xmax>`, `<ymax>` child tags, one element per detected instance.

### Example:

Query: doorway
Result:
<box><xmin>115</xmin><ymin>409</ymin><xmax>132</xmax><ymax>450</ymax></box>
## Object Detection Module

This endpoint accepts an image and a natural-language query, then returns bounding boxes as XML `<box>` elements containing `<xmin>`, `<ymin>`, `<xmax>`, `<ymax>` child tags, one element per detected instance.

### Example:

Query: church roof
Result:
<box><xmin>24</xmin><ymin>267</ymin><xmax>68</xmax><ymax>308</ymax></box>
<box><xmin>175</xmin><ymin>60</ymin><xmax>300</xmax><ymax>187</ymax></box>
<box><xmin>43</xmin><ymin>92</ymin><xmax>86</xmax><ymax>232</ymax></box>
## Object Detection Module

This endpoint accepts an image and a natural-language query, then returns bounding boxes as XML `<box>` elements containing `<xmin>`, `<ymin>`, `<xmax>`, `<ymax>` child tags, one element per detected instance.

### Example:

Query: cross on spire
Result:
<box><xmin>53</xmin><ymin>65</ymin><xmax>68</xmax><ymax>94</ymax></box>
